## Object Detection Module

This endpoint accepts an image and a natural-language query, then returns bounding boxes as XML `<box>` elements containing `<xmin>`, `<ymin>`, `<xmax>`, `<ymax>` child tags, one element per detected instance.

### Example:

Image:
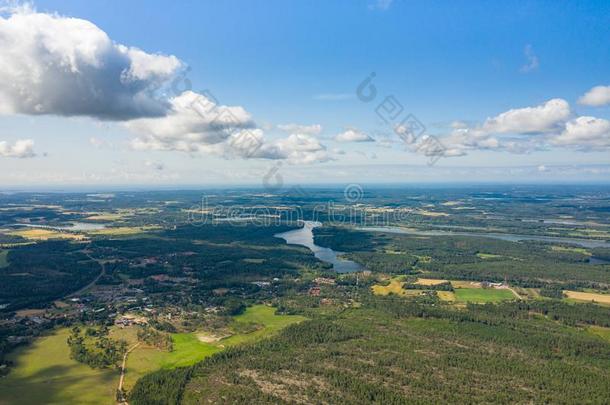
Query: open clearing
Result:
<box><xmin>450</xmin><ymin>280</ymin><xmax>482</xmax><ymax>288</ymax></box>
<box><xmin>414</xmin><ymin>278</ymin><xmax>448</xmax><ymax>286</ymax></box>
<box><xmin>372</xmin><ymin>278</ymin><xmax>408</xmax><ymax>296</ymax></box>
<box><xmin>220</xmin><ymin>305</ymin><xmax>307</xmax><ymax>347</ymax></box>
<box><xmin>0</xmin><ymin>249</ymin><xmax>8</xmax><ymax>268</ymax></box>
<box><xmin>87</xmin><ymin>226</ymin><xmax>161</xmax><ymax>236</ymax></box>
<box><xmin>84</xmin><ymin>212</ymin><xmax>126</xmax><ymax>221</ymax></box>
<box><xmin>454</xmin><ymin>288</ymin><xmax>515</xmax><ymax>303</ymax></box>
<box><xmin>550</xmin><ymin>246</ymin><xmax>591</xmax><ymax>256</ymax></box>
<box><xmin>119</xmin><ymin>305</ymin><xmax>305</xmax><ymax>391</ymax></box>
<box><xmin>119</xmin><ymin>332</ymin><xmax>220</xmax><ymax>391</ymax></box>
<box><xmin>564</xmin><ymin>290</ymin><xmax>610</xmax><ymax>305</ymax></box>
<box><xmin>0</xmin><ymin>305</ymin><xmax>306</xmax><ymax>401</ymax></box>
<box><xmin>476</xmin><ymin>253</ymin><xmax>504</xmax><ymax>259</ymax></box>
<box><xmin>437</xmin><ymin>291</ymin><xmax>456</xmax><ymax>301</ymax></box>
<box><xmin>589</xmin><ymin>326</ymin><xmax>610</xmax><ymax>343</ymax></box>
<box><xmin>0</xmin><ymin>328</ymin><xmax>116</xmax><ymax>405</ymax></box>
<box><xmin>7</xmin><ymin>228</ymin><xmax>85</xmax><ymax>241</ymax></box>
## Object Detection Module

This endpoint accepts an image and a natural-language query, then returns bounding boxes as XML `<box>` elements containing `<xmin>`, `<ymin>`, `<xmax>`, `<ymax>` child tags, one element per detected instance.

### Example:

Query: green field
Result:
<box><xmin>589</xmin><ymin>326</ymin><xmax>610</xmax><ymax>343</ymax></box>
<box><xmin>454</xmin><ymin>288</ymin><xmax>516</xmax><ymax>303</ymax></box>
<box><xmin>221</xmin><ymin>304</ymin><xmax>307</xmax><ymax>347</ymax></box>
<box><xmin>122</xmin><ymin>305</ymin><xmax>306</xmax><ymax>390</ymax></box>
<box><xmin>476</xmin><ymin>253</ymin><xmax>504</xmax><ymax>259</ymax></box>
<box><xmin>0</xmin><ymin>250</ymin><xmax>9</xmax><ymax>268</ymax></box>
<box><xmin>0</xmin><ymin>329</ymin><xmax>117</xmax><ymax>405</ymax></box>
<box><xmin>121</xmin><ymin>333</ymin><xmax>221</xmax><ymax>391</ymax></box>
<box><xmin>0</xmin><ymin>305</ymin><xmax>307</xmax><ymax>401</ymax></box>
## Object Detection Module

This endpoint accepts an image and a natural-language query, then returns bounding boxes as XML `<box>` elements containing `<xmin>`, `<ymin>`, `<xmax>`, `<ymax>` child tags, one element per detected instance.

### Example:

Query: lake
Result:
<box><xmin>275</xmin><ymin>221</ymin><xmax>362</xmax><ymax>273</ymax></box>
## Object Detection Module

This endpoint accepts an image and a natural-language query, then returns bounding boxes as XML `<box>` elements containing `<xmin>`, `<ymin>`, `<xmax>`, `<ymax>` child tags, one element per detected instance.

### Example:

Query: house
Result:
<box><xmin>308</xmin><ymin>287</ymin><xmax>321</xmax><ymax>296</ymax></box>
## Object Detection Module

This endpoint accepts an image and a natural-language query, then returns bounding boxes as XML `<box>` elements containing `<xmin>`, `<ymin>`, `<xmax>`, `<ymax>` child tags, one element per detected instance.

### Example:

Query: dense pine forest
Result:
<box><xmin>131</xmin><ymin>296</ymin><xmax>610</xmax><ymax>404</ymax></box>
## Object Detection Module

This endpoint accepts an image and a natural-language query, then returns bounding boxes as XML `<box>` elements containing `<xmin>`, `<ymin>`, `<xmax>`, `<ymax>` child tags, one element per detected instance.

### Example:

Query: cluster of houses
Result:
<box><xmin>308</xmin><ymin>277</ymin><xmax>337</xmax><ymax>296</ymax></box>
<box><xmin>115</xmin><ymin>314</ymin><xmax>148</xmax><ymax>327</ymax></box>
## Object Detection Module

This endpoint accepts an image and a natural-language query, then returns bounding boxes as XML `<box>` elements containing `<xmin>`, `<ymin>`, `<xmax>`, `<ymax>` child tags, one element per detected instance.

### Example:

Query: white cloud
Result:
<box><xmin>277</xmin><ymin>123</ymin><xmax>322</xmax><ymax>135</ymax></box>
<box><xmin>439</xmin><ymin>99</ymin><xmax>572</xmax><ymax>156</ymax></box>
<box><xmin>127</xmin><ymin>91</ymin><xmax>255</xmax><ymax>152</ymax></box>
<box><xmin>482</xmin><ymin>98</ymin><xmax>570</xmax><ymax>134</ymax></box>
<box><xmin>369</xmin><ymin>0</ymin><xmax>393</xmax><ymax>11</ymax></box>
<box><xmin>335</xmin><ymin>128</ymin><xmax>374</xmax><ymax>143</ymax></box>
<box><xmin>128</xmin><ymin>92</ymin><xmax>331</xmax><ymax>164</ymax></box>
<box><xmin>439</xmin><ymin>98</ymin><xmax>610</xmax><ymax>156</ymax></box>
<box><xmin>258</xmin><ymin>134</ymin><xmax>332</xmax><ymax>164</ymax></box>
<box><xmin>520</xmin><ymin>44</ymin><xmax>539</xmax><ymax>73</ymax></box>
<box><xmin>0</xmin><ymin>7</ymin><xmax>334</xmax><ymax>165</ymax></box>
<box><xmin>0</xmin><ymin>139</ymin><xmax>35</xmax><ymax>158</ymax></box>
<box><xmin>0</xmin><ymin>6</ymin><xmax>181</xmax><ymax>120</ymax></box>
<box><xmin>578</xmin><ymin>85</ymin><xmax>610</xmax><ymax>107</ymax></box>
<box><xmin>550</xmin><ymin>116</ymin><xmax>610</xmax><ymax>150</ymax></box>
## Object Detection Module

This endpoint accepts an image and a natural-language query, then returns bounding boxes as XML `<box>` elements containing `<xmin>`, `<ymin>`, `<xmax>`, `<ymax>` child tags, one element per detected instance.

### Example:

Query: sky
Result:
<box><xmin>0</xmin><ymin>0</ymin><xmax>610</xmax><ymax>188</ymax></box>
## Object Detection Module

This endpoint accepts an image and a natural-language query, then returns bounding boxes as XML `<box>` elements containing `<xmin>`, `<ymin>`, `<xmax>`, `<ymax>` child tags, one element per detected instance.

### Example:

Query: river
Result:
<box><xmin>275</xmin><ymin>221</ymin><xmax>362</xmax><ymax>273</ymax></box>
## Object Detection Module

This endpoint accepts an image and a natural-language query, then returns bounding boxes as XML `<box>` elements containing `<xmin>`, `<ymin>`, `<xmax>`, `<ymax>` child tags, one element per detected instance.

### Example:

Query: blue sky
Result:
<box><xmin>1</xmin><ymin>0</ymin><xmax>610</xmax><ymax>187</ymax></box>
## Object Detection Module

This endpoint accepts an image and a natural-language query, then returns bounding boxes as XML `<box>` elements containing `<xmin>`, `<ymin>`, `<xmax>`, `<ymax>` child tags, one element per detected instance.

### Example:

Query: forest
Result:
<box><xmin>130</xmin><ymin>296</ymin><xmax>610</xmax><ymax>404</ymax></box>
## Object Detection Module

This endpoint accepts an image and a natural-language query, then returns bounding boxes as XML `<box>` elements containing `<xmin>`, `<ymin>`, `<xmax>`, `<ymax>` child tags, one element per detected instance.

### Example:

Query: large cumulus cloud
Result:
<box><xmin>0</xmin><ymin>5</ymin><xmax>181</xmax><ymax>120</ymax></box>
<box><xmin>440</xmin><ymin>97</ymin><xmax>610</xmax><ymax>156</ymax></box>
<box><xmin>0</xmin><ymin>5</ymin><xmax>332</xmax><ymax>164</ymax></box>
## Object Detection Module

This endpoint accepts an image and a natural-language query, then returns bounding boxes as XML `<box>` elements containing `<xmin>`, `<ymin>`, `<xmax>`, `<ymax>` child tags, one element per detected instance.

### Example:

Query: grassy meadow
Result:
<box><xmin>121</xmin><ymin>305</ymin><xmax>305</xmax><ymax>390</ymax></box>
<box><xmin>7</xmin><ymin>229</ymin><xmax>85</xmax><ymax>241</ymax></box>
<box><xmin>454</xmin><ymin>288</ymin><xmax>516</xmax><ymax>303</ymax></box>
<box><xmin>0</xmin><ymin>305</ymin><xmax>306</xmax><ymax>402</ymax></box>
<box><xmin>0</xmin><ymin>329</ymin><xmax>117</xmax><ymax>405</ymax></box>
<box><xmin>564</xmin><ymin>290</ymin><xmax>610</xmax><ymax>305</ymax></box>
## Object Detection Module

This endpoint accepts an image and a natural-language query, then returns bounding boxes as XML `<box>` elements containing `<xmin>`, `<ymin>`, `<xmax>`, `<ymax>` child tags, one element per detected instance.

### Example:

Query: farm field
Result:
<box><xmin>0</xmin><ymin>329</ymin><xmax>117</xmax><ymax>405</ymax></box>
<box><xmin>7</xmin><ymin>229</ymin><xmax>84</xmax><ymax>241</ymax></box>
<box><xmin>371</xmin><ymin>278</ymin><xmax>413</xmax><ymax>297</ymax></box>
<box><xmin>414</xmin><ymin>278</ymin><xmax>448</xmax><ymax>286</ymax></box>
<box><xmin>86</xmin><ymin>226</ymin><xmax>161</xmax><ymax>236</ymax></box>
<box><xmin>564</xmin><ymin>290</ymin><xmax>610</xmax><ymax>305</ymax></box>
<box><xmin>120</xmin><ymin>333</ymin><xmax>220</xmax><ymax>391</ymax></box>
<box><xmin>454</xmin><ymin>288</ymin><xmax>516</xmax><ymax>303</ymax></box>
<box><xmin>450</xmin><ymin>280</ymin><xmax>483</xmax><ymax>288</ymax></box>
<box><xmin>84</xmin><ymin>213</ymin><xmax>126</xmax><ymax>221</ymax></box>
<box><xmin>476</xmin><ymin>253</ymin><xmax>504</xmax><ymax>259</ymax></box>
<box><xmin>221</xmin><ymin>305</ymin><xmax>307</xmax><ymax>347</ymax></box>
<box><xmin>437</xmin><ymin>291</ymin><xmax>456</xmax><ymax>301</ymax></box>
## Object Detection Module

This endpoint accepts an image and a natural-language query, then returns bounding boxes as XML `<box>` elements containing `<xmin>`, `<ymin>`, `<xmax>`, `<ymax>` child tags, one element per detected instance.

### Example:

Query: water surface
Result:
<box><xmin>276</xmin><ymin>221</ymin><xmax>362</xmax><ymax>273</ymax></box>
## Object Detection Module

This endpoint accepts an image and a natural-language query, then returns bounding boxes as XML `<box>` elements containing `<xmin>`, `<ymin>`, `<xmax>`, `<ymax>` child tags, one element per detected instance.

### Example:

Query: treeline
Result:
<box><xmin>403</xmin><ymin>281</ymin><xmax>453</xmax><ymax>291</ymax></box>
<box><xmin>137</xmin><ymin>326</ymin><xmax>173</xmax><ymax>351</ymax></box>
